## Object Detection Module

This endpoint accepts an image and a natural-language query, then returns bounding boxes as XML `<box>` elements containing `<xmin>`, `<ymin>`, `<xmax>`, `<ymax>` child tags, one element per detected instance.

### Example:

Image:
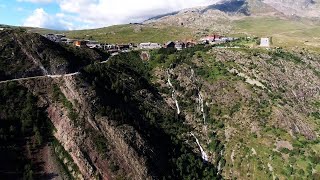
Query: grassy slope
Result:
<box><xmin>24</xmin><ymin>16</ymin><xmax>319</xmax><ymax>50</ymax></box>
<box><xmin>230</xmin><ymin>17</ymin><xmax>320</xmax><ymax>50</ymax></box>
<box><xmin>64</xmin><ymin>24</ymin><xmax>194</xmax><ymax>44</ymax></box>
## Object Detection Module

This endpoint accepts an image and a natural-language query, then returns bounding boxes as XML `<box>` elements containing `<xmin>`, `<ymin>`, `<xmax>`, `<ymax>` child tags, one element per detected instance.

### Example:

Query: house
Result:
<box><xmin>186</xmin><ymin>41</ymin><xmax>196</xmax><ymax>48</ymax></box>
<box><xmin>61</xmin><ymin>38</ymin><xmax>76</xmax><ymax>45</ymax></box>
<box><xmin>87</xmin><ymin>41</ymin><xmax>102</xmax><ymax>49</ymax></box>
<box><xmin>60</xmin><ymin>37</ymin><xmax>68</xmax><ymax>43</ymax></box>
<box><xmin>103</xmin><ymin>44</ymin><xmax>117</xmax><ymax>50</ymax></box>
<box><xmin>44</xmin><ymin>34</ymin><xmax>56</xmax><ymax>42</ymax></box>
<box><xmin>165</xmin><ymin>41</ymin><xmax>175</xmax><ymax>48</ymax></box>
<box><xmin>117</xmin><ymin>44</ymin><xmax>130</xmax><ymax>51</ymax></box>
<box><xmin>260</xmin><ymin>37</ymin><xmax>272</xmax><ymax>47</ymax></box>
<box><xmin>108</xmin><ymin>49</ymin><xmax>119</xmax><ymax>54</ymax></box>
<box><xmin>44</xmin><ymin>34</ymin><xmax>66</xmax><ymax>43</ymax></box>
<box><xmin>73</xmin><ymin>40</ymin><xmax>88</xmax><ymax>47</ymax></box>
<box><xmin>0</xmin><ymin>28</ymin><xmax>4</xmax><ymax>31</ymax></box>
<box><xmin>200</xmin><ymin>35</ymin><xmax>223</xmax><ymax>44</ymax></box>
<box><xmin>139</xmin><ymin>42</ymin><xmax>162</xmax><ymax>49</ymax></box>
<box><xmin>175</xmin><ymin>41</ymin><xmax>186</xmax><ymax>50</ymax></box>
<box><xmin>129</xmin><ymin>43</ymin><xmax>137</xmax><ymax>49</ymax></box>
<box><xmin>55</xmin><ymin>34</ymin><xmax>66</xmax><ymax>42</ymax></box>
<box><xmin>200</xmin><ymin>36</ymin><xmax>215</xmax><ymax>43</ymax></box>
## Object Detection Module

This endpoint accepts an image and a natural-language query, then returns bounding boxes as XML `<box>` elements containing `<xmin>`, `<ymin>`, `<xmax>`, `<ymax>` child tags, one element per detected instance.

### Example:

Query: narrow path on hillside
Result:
<box><xmin>0</xmin><ymin>72</ymin><xmax>80</xmax><ymax>84</ymax></box>
<box><xmin>0</xmin><ymin>51</ymin><xmax>121</xmax><ymax>84</ymax></box>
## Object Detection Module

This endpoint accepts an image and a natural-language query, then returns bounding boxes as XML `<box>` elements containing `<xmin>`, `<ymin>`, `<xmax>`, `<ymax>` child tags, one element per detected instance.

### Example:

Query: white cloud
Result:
<box><xmin>17</xmin><ymin>0</ymin><xmax>53</xmax><ymax>3</ymax></box>
<box><xmin>23</xmin><ymin>8</ymin><xmax>74</xmax><ymax>30</ymax></box>
<box><xmin>22</xmin><ymin>0</ymin><xmax>220</xmax><ymax>30</ymax></box>
<box><xmin>58</xmin><ymin>0</ymin><xmax>219</xmax><ymax>27</ymax></box>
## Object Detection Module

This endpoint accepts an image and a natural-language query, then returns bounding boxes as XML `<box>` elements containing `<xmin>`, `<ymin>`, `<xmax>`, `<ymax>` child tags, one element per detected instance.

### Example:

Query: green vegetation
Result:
<box><xmin>0</xmin><ymin>29</ymin><xmax>109</xmax><ymax>81</ymax></box>
<box><xmin>271</xmin><ymin>49</ymin><xmax>304</xmax><ymax>64</ymax></box>
<box><xmin>231</xmin><ymin>17</ymin><xmax>320</xmax><ymax>50</ymax></box>
<box><xmin>65</xmin><ymin>24</ymin><xmax>194</xmax><ymax>44</ymax></box>
<box><xmin>149</xmin><ymin>45</ymin><xmax>211</xmax><ymax>69</ymax></box>
<box><xmin>52</xmin><ymin>84</ymin><xmax>79</xmax><ymax>124</ymax></box>
<box><xmin>0</xmin><ymin>82</ymin><xmax>52</xmax><ymax>179</ymax></box>
<box><xmin>147</xmin><ymin>43</ymin><xmax>320</xmax><ymax>179</ymax></box>
<box><xmin>52</xmin><ymin>138</ymin><xmax>80</xmax><ymax>179</ymax></box>
<box><xmin>81</xmin><ymin>51</ymin><xmax>220</xmax><ymax>179</ymax></box>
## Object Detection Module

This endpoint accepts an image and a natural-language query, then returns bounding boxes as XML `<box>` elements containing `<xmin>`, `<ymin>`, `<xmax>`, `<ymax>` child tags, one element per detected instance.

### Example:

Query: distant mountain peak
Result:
<box><xmin>203</xmin><ymin>0</ymin><xmax>250</xmax><ymax>15</ymax></box>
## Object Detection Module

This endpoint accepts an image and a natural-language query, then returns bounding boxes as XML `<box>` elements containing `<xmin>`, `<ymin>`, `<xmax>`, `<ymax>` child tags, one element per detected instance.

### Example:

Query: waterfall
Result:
<box><xmin>167</xmin><ymin>70</ymin><xmax>181</xmax><ymax>115</ymax></box>
<box><xmin>191</xmin><ymin>133</ymin><xmax>209</xmax><ymax>162</ymax></box>
<box><xmin>198</xmin><ymin>91</ymin><xmax>206</xmax><ymax>124</ymax></box>
<box><xmin>190</xmin><ymin>68</ymin><xmax>195</xmax><ymax>80</ymax></box>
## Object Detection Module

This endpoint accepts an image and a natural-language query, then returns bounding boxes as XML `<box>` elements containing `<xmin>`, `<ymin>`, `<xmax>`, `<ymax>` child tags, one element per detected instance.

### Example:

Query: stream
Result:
<box><xmin>191</xmin><ymin>132</ymin><xmax>209</xmax><ymax>162</ymax></box>
<box><xmin>167</xmin><ymin>70</ymin><xmax>181</xmax><ymax>115</ymax></box>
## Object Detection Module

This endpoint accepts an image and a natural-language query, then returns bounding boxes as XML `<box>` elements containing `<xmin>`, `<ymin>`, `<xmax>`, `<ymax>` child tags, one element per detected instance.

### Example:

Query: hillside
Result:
<box><xmin>0</xmin><ymin>29</ymin><xmax>320</xmax><ymax>179</ymax></box>
<box><xmin>147</xmin><ymin>44</ymin><xmax>320</xmax><ymax>179</ymax></box>
<box><xmin>143</xmin><ymin>0</ymin><xmax>320</xmax><ymax>50</ymax></box>
<box><xmin>0</xmin><ymin>1</ymin><xmax>320</xmax><ymax>179</ymax></box>
<box><xmin>0</xmin><ymin>29</ymin><xmax>109</xmax><ymax>81</ymax></box>
<box><xmin>18</xmin><ymin>0</ymin><xmax>319</xmax><ymax>50</ymax></box>
<box><xmin>1</xmin><ymin>37</ymin><xmax>319</xmax><ymax>179</ymax></box>
<box><xmin>0</xmin><ymin>35</ymin><xmax>219</xmax><ymax>179</ymax></box>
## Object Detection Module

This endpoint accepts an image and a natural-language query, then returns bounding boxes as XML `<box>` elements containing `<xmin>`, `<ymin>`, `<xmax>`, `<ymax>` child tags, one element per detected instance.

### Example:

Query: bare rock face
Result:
<box><xmin>20</xmin><ymin>74</ymin><xmax>153</xmax><ymax>179</ymax></box>
<box><xmin>145</xmin><ymin>0</ymin><xmax>320</xmax><ymax>33</ymax></box>
<box><xmin>145</xmin><ymin>7</ymin><xmax>232</xmax><ymax>33</ymax></box>
<box><xmin>263</xmin><ymin>0</ymin><xmax>320</xmax><ymax>17</ymax></box>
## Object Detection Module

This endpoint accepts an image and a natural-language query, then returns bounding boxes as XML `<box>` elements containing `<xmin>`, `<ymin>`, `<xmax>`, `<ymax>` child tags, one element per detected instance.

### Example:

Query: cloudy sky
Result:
<box><xmin>0</xmin><ymin>0</ymin><xmax>219</xmax><ymax>30</ymax></box>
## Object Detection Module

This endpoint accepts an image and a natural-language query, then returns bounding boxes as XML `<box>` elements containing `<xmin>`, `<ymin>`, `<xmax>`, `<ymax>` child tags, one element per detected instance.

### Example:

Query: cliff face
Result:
<box><xmin>0</xmin><ymin>50</ymin><xmax>219</xmax><ymax>179</ymax></box>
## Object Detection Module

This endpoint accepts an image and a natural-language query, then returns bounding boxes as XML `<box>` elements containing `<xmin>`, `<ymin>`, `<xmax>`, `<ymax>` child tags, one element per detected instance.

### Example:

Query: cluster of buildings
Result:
<box><xmin>137</xmin><ymin>34</ymin><xmax>238</xmax><ymax>50</ymax></box>
<box><xmin>43</xmin><ymin>34</ymin><xmax>130</xmax><ymax>52</ymax></box>
<box><xmin>43</xmin><ymin>33</ymin><xmax>241</xmax><ymax>53</ymax></box>
<box><xmin>199</xmin><ymin>35</ymin><xmax>238</xmax><ymax>44</ymax></box>
<box><xmin>42</xmin><ymin>33</ymin><xmax>199</xmax><ymax>52</ymax></box>
<box><xmin>138</xmin><ymin>41</ymin><xmax>196</xmax><ymax>50</ymax></box>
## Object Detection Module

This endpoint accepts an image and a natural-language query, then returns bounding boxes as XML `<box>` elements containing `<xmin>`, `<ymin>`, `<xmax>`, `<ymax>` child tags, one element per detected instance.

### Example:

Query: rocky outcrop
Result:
<box><xmin>19</xmin><ymin>71</ymin><xmax>156</xmax><ymax>179</ymax></box>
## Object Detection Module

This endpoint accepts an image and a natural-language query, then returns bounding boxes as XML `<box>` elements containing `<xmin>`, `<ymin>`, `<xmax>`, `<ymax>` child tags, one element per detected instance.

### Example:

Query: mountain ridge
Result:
<box><xmin>145</xmin><ymin>0</ymin><xmax>320</xmax><ymax>24</ymax></box>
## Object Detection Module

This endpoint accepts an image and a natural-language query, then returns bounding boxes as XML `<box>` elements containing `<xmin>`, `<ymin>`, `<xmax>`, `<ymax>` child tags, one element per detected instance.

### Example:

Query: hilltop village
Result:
<box><xmin>42</xmin><ymin>33</ymin><xmax>270</xmax><ymax>53</ymax></box>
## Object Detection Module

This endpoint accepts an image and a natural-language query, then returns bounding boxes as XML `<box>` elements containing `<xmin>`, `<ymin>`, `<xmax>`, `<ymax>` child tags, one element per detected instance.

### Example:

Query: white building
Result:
<box><xmin>86</xmin><ymin>41</ymin><xmax>102</xmax><ymax>49</ymax></box>
<box><xmin>260</xmin><ymin>37</ymin><xmax>271</xmax><ymax>47</ymax></box>
<box><xmin>43</xmin><ymin>34</ymin><xmax>66</xmax><ymax>43</ymax></box>
<box><xmin>139</xmin><ymin>42</ymin><xmax>162</xmax><ymax>49</ymax></box>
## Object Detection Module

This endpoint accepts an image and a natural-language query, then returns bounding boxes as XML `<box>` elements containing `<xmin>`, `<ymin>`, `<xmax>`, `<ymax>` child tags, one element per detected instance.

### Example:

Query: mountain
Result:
<box><xmin>0</xmin><ymin>31</ymin><xmax>220</xmax><ymax>179</ymax></box>
<box><xmin>145</xmin><ymin>0</ymin><xmax>320</xmax><ymax>28</ymax></box>
<box><xmin>263</xmin><ymin>0</ymin><xmax>320</xmax><ymax>17</ymax></box>
<box><xmin>1</xmin><ymin>30</ymin><xmax>320</xmax><ymax>179</ymax></box>
<box><xmin>143</xmin><ymin>0</ymin><xmax>320</xmax><ymax>49</ymax></box>
<box><xmin>0</xmin><ymin>3</ymin><xmax>320</xmax><ymax>179</ymax></box>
